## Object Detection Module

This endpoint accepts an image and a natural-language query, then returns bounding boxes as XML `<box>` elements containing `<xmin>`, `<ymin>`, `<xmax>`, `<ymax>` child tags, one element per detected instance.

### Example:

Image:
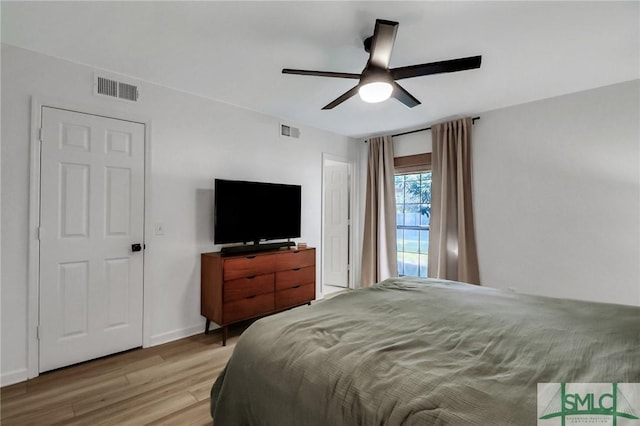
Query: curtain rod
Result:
<box><xmin>365</xmin><ymin>116</ymin><xmax>481</xmax><ymax>142</ymax></box>
<box><xmin>393</xmin><ymin>116</ymin><xmax>480</xmax><ymax>137</ymax></box>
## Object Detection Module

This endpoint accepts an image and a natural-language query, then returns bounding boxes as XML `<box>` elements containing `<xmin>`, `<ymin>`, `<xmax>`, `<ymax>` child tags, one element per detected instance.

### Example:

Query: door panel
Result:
<box><xmin>106</xmin><ymin>167</ymin><xmax>131</xmax><ymax>235</ymax></box>
<box><xmin>59</xmin><ymin>261</ymin><xmax>89</xmax><ymax>338</ymax></box>
<box><xmin>104</xmin><ymin>257</ymin><xmax>131</xmax><ymax>329</ymax></box>
<box><xmin>60</xmin><ymin>163</ymin><xmax>90</xmax><ymax>237</ymax></box>
<box><xmin>39</xmin><ymin>107</ymin><xmax>145</xmax><ymax>372</ymax></box>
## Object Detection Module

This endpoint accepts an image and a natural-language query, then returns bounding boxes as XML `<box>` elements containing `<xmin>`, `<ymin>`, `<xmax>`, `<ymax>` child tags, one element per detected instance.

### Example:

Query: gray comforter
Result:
<box><xmin>211</xmin><ymin>277</ymin><xmax>640</xmax><ymax>425</ymax></box>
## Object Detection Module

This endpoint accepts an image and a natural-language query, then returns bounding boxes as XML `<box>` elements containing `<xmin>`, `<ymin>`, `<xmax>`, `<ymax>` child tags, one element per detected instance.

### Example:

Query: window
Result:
<box><xmin>394</xmin><ymin>154</ymin><xmax>432</xmax><ymax>277</ymax></box>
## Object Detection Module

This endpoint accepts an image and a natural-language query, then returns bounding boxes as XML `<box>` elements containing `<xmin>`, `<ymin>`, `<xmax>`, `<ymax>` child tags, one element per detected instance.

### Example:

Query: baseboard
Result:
<box><xmin>147</xmin><ymin>323</ymin><xmax>205</xmax><ymax>347</ymax></box>
<box><xmin>1</xmin><ymin>368</ymin><xmax>28</xmax><ymax>387</ymax></box>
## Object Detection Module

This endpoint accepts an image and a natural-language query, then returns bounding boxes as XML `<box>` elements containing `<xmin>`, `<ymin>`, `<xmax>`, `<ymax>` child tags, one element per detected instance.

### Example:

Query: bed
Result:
<box><xmin>210</xmin><ymin>277</ymin><xmax>640</xmax><ymax>425</ymax></box>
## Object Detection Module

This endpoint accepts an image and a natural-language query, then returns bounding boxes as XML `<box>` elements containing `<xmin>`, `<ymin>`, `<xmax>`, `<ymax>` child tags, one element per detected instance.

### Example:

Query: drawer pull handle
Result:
<box><xmin>292</xmin><ymin>285</ymin><xmax>301</xmax><ymax>289</ymax></box>
<box><xmin>246</xmin><ymin>295</ymin><xmax>256</xmax><ymax>299</ymax></box>
<box><xmin>246</xmin><ymin>275</ymin><xmax>256</xmax><ymax>279</ymax></box>
<box><xmin>292</xmin><ymin>268</ymin><xmax>301</xmax><ymax>271</ymax></box>
<box><xmin>246</xmin><ymin>255</ymin><xmax>256</xmax><ymax>259</ymax></box>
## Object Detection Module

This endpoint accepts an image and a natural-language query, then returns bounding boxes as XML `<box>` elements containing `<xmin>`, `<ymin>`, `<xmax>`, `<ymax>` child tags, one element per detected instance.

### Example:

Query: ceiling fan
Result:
<box><xmin>282</xmin><ymin>19</ymin><xmax>482</xmax><ymax>110</ymax></box>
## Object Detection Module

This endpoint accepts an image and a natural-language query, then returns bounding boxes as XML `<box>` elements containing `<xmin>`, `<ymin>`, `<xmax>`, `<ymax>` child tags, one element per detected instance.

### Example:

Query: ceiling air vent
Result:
<box><xmin>94</xmin><ymin>73</ymin><xmax>140</xmax><ymax>102</ymax></box>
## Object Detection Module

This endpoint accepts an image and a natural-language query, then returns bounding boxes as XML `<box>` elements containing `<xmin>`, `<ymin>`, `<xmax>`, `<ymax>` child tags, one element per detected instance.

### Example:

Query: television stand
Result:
<box><xmin>220</xmin><ymin>241</ymin><xmax>295</xmax><ymax>256</ymax></box>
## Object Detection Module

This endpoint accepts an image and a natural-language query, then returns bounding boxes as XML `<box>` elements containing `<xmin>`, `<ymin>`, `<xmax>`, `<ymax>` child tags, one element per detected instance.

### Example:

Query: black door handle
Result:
<box><xmin>131</xmin><ymin>243</ymin><xmax>143</xmax><ymax>252</ymax></box>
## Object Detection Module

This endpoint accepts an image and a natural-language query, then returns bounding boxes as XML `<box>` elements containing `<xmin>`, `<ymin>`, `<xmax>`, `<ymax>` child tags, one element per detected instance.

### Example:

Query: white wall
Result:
<box><xmin>1</xmin><ymin>44</ymin><xmax>359</xmax><ymax>385</ymax></box>
<box><xmin>393</xmin><ymin>131</ymin><xmax>432</xmax><ymax>157</ymax></box>
<box><xmin>473</xmin><ymin>80</ymin><xmax>640</xmax><ymax>306</ymax></box>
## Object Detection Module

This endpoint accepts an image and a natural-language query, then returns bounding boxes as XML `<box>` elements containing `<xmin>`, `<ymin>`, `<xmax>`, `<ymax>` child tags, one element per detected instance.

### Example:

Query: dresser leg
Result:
<box><xmin>204</xmin><ymin>319</ymin><xmax>210</xmax><ymax>335</ymax></box>
<box><xmin>222</xmin><ymin>326</ymin><xmax>228</xmax><ymax>346</ymax></box>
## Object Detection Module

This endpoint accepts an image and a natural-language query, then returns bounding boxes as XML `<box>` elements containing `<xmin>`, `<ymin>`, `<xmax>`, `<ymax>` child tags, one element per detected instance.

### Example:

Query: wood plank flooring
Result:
<box><xmin>0</xmin><ymin>328</ymin><xmax>239</xmax><ymax>425</ymax></box>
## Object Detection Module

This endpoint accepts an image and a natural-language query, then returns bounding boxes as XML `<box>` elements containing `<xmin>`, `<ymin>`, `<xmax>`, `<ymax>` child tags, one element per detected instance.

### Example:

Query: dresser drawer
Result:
<box><xmin>276</xmin><ymin>266</ymin><xmax>315</xmax><ymax>291</ymax></box>
<box><xmin>275</xmin><ymin>283</ymin><xmax>315</xmax><ymax>310</ymax></box>
<box><xmin>224</xmin><ymin>273</ymin><xmax>274</xmax><ymax>302</ymax></box>
<box><xmin>223</xmin><ymin>293</ymin><xmax>274</xmax><ymax>323</ymax></box>
<box><xmin>224</xmin><ymin>254</ymin><xmax>276</xmax><ymax>281</ymax></box>
<box><xmin>275</xmin><ymin>249</ymin><xmax>315</xmax><ymax>271</ymax></box>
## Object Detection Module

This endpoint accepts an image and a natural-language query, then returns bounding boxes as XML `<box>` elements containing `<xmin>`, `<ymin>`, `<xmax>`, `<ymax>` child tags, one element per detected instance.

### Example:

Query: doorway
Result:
<box><xmin>322</xmin><ymin>155</ymin><xmax>352</xmax><ymax>296</ymax></box>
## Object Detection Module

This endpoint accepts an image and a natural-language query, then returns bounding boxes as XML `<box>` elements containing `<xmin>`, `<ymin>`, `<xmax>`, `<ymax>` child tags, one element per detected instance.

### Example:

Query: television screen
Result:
<box><xmin>214</xmin><ymin>179</ymin><xmax>301</xmax><ymax>245</ymax></box>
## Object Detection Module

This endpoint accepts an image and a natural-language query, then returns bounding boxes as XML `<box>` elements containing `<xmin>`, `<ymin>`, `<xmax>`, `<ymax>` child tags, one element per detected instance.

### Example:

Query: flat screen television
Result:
<box><xmin>214</xmin><ymin>179</ymin><xmax>301</xmax><ymax>246</ymax></box>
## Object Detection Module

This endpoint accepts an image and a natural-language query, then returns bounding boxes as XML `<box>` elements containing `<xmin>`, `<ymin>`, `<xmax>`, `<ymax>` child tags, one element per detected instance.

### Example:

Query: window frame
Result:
<box><xmin>394</xmin><ymin>153</ymin><xmax>432</xmax><ymax>278</ymax></box>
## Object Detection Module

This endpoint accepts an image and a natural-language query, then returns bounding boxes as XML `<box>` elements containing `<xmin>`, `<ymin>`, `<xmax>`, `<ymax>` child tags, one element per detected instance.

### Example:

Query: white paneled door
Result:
<box><xmin>323</xmin><ymin>160</ymin><xmax>350</xmax><ymax>288</ymax></box>
<box><xmin>39</xmin><ymin>107</ymin><xmax>145</xmax><ymax>372</ymax></box>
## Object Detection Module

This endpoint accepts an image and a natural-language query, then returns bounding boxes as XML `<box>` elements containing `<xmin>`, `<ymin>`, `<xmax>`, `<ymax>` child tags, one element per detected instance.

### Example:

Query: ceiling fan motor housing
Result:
<box><xmin>360</xmin><ymin>66</ymin><xmax>392</xmax><ymax>85</ymax></box>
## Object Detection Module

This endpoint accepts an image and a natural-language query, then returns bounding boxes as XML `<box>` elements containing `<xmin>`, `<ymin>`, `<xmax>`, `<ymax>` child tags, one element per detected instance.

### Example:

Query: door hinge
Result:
<box><xmin>36</xmin><ymin>227</ymin><xmax>41</xmax><ymax>240</ymax></box>
<box><xmin>36</xmin><ymin>325</ymin><xmax>40</xmax><ymax>340</ymax></box>
<box><xmin>38</xmin><ymin>128</ymin><xmax>42</xmax><ymax>141</ymax></box>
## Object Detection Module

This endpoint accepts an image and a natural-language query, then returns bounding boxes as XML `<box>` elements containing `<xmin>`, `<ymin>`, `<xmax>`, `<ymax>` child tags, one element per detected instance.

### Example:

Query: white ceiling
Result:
<box><xmin>2</xmin><ymin>1</ymin><xmax>638</xmax><ymax>138</ymax></box>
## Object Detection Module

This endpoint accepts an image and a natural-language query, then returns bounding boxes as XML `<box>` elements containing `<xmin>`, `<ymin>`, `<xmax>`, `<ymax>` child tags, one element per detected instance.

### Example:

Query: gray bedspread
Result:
<box><xmin>211</xmin><ymin>277</ymin><xmax>640</xmax><ymax>425</ymax></box>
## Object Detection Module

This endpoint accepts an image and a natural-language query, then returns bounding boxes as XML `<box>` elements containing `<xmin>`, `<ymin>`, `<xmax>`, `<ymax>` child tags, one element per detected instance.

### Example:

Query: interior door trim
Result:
<box><xmin>27</xmin><ymin>96</ymin><xmax>152</xmax><ymax>379</ymax></box>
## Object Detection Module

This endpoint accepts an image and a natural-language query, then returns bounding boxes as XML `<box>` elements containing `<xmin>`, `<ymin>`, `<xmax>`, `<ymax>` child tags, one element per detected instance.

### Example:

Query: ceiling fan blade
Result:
<box><xmin>391</xmin><ymin>82</ymin><xmax>421</xmax><ymax>108</ymax></box>
<box><xmin>368</xmin><ymin>19</ymin><xmax>399</xmax><ymax>69</ymax></box>
<box><xmin>391</xmin><ymin>55</ymin><xmax>482</xmax><ymax>80</ymax></box>
<box><xmin>282</xmin><ymin>69</ymin><xmax>361</xmax><ymax>79</ymax></box>
<box><xmin>322</xmin><ymin>85</ymin><xmax>360</xmax><ymax>110</ymax></box>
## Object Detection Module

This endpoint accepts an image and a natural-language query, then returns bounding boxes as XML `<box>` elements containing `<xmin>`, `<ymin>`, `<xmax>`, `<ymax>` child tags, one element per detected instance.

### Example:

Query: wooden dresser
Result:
<box><xmin>201</xmin><ymin>247</ymin><xmax>315</xmax><ymax>345</ymax></box>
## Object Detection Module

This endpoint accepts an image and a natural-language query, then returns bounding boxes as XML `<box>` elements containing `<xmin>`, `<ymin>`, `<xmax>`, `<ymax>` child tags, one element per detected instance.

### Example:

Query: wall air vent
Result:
<box><xmin>118</xmin><ymin>82</ymin><xmax>139</xmax><ymax>101</ymax></box>
<box><xmin>280</xmin><ymin>123</ymin><xmax>300</xmax><ymax>139</ymax></box>
<box><xmin>97</xmin><ymin>77</ymin><xmax>118</xmax><ymax>98</ymax></box>
<box><xmin>94</xmin><ymin>73</ymin><xmax>140</xmax><ymax>102</ymax></box>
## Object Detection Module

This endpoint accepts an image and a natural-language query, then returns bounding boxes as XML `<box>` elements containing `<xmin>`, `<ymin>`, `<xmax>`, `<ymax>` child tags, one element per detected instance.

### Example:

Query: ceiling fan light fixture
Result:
<box><xmin>358</xmin><ymin>81</ymin><xmax>393</xmax><ymax>103</ymax></box>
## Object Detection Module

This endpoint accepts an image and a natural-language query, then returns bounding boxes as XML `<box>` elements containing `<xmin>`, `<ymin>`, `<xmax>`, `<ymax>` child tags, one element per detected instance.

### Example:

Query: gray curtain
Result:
<box><xmin>428</xmin><ymin>117</ymin><xmax>480</xmax><ymax>284</ymax></box>
<box><xmin>360</xmin><ymin>135</ymin><xmax>398</xmax><ymax>287</ymax></box>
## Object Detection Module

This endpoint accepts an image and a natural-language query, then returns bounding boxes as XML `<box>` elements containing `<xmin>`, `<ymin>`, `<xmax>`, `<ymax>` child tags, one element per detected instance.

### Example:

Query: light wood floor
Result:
<box><xmin>0</xmin><ymin>328</ymin><xmax>239</xmax><ymax>425</ymax></box>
